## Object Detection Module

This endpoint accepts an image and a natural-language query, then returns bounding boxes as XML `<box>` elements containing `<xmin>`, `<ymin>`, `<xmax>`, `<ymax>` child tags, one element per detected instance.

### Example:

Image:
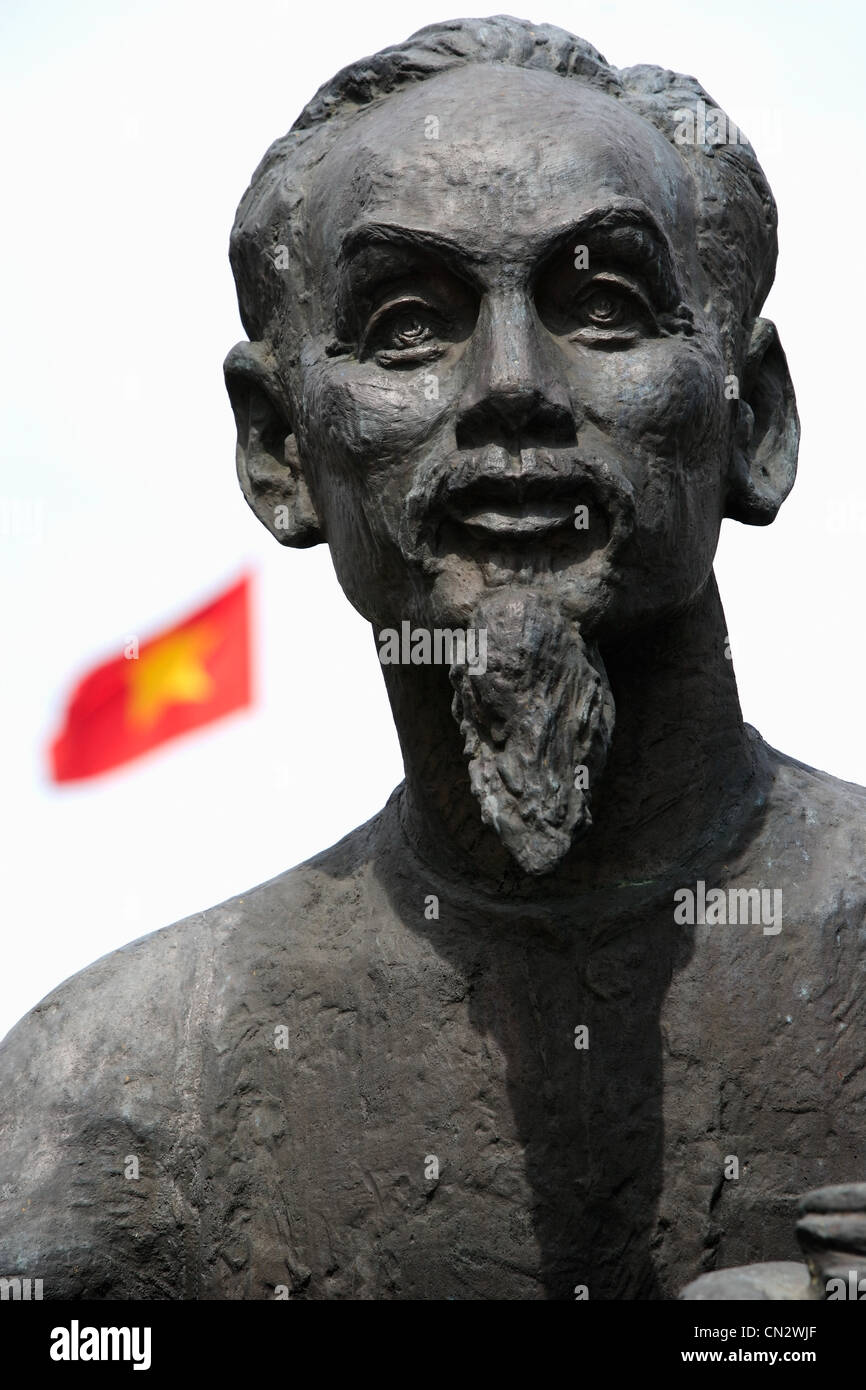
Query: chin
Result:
<box><xmin>424</xmin><ymin>554</ymin><xmax>619</xmax><ymax>633</ymax></box>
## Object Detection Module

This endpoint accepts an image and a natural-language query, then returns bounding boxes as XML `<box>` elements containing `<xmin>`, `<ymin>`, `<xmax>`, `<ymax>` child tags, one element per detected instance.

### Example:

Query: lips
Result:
<box><xmin>444</xmin><ymin>476</ymin><xmax>600</xmax><ymax>543</ymax></box>
<box><xmin>455</xmin><ymin>497</ymin><xmax>578</xmax><ymax>538</ymax></box>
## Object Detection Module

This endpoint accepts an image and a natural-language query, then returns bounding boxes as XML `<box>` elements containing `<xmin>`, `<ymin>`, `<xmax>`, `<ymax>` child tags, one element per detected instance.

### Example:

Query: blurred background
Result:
<box><xmin>1</xmin><ymin>0</ymin><xmax>863</xmax><ymax>1041</ymax></box>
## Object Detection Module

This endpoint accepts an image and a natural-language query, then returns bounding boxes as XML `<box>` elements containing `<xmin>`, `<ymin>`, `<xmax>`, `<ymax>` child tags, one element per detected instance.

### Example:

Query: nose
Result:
<box><xmin>456</xmin><ymin>289</ymin><xmax>577</xmax><ymax>450</ymax></box>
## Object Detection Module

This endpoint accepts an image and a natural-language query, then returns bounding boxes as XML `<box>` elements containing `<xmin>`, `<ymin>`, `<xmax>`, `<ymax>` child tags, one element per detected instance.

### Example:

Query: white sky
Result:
<box><xmin>1</xmin><ymin>0</ymin><xmax>864</xmax><ymax>1042</ymax></box>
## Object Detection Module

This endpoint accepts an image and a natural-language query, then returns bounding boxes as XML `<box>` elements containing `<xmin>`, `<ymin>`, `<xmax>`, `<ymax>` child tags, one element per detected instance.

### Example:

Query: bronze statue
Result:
<box><xmin>2</xmin><ymin>16</ymin><xmax>863</xmax><ymax>1300</ymax></box>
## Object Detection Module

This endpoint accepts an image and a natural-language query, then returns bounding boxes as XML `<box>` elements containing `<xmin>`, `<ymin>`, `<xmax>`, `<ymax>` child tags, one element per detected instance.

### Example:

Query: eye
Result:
<box><xmin>383</xmin><ymin>310</ymin><xmax>436</xmax><ymax>348</ymax></box>
<box><xmin>534</xmin><ymin>262</ymin><xmax>658</xmax><ymax>346</ymax></box>
<box><xmin>570</xmin><ymin>276</ymin><xmax>654</xmax><ymax>339</ymax></box>
<box><xmin>360</xmin><ymin>297</ymin><xmax>448</xmax><ymax>362</ymax></box>
<box><xmin>578</xmin><ymin>288</ymin><xmax>632</xmax><ymax>328</ymax></box>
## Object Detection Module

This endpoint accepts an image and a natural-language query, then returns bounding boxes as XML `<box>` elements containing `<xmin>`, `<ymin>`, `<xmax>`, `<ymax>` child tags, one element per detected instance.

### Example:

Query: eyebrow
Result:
<box><xmin>339</xmin><ymin>199</ymin><xmax>680</xmax><ymax>283</ymax></box>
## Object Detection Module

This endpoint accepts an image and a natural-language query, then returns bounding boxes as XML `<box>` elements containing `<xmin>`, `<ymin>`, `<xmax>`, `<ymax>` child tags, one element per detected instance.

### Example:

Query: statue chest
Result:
<box><xmin>198</xmin><ymin>910</ymin><xmax>854</xmax><ymax>1298</ymax></box>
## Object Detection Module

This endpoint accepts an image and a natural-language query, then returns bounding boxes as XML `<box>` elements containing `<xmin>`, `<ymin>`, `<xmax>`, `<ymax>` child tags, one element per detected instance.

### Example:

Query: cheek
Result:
<box><xmin>298</xmin><ymin>360</ymin><xmax>451</xmax><ymax>482</ymax></box>
<box><xmin>588</xmin><ymin>337</ymin><xmax>727</xmax><ymax>536</ymax></box>
<box><xmin>292</xmin><ymin>360</ymin><xmax>454</xmax><ymax>617</ymax></box>
<box><xmin>586</xmin><ymin>336</ymin><xmax>725</xmax><ymax>463</ymax></box>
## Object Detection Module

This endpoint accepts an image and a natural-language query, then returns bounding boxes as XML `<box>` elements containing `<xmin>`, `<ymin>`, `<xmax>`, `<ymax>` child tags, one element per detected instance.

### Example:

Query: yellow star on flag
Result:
<box><xmin>126</xmin><ymin>624</ymin><xmax>217</xmax><ymax>728</ymax></box>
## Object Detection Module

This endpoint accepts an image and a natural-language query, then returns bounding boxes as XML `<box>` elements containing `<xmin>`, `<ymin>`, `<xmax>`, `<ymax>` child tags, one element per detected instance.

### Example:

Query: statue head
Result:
<box><xmin>224</xmin><ymin>15</ymin><xmax>800</xmax><ymax>874</ymax></box>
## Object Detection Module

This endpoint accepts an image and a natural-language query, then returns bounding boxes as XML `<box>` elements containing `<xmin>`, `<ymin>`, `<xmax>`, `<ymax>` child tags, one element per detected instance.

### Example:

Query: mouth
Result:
<box><xmin>454</xmin><ymin>497</ymin><xmax>579</xmax><ymax>538</ymax></box>
<box><xmin>442</xmin><ymin>477</ymin><xmax>610</xmax><ymax>553</ymax></box>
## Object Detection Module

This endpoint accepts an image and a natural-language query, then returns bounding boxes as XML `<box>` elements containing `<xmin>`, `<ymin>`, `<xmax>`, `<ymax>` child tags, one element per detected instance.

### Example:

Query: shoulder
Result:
<box><xmin>739</xmin><ymin>729</ymin><xmax>866</xmax><ymax>967</ymax></box>
<box><xmin>759</xmin><ymin>731</ymin><xmax>866</xmax><ymax>815</ymax></box>
<box><xmin>1</xmin><ymin>796</ymin><xmax>386</xmax><ymax>1063</ymax></box>
<box><xmin>0</xmin><ymin>803</ymin><xmax>390</xmax><ymax>1297</ymax></box>
<box><xmin>753</xmin><ymin>730</ymin><xmax>866</xmax><ymax>870</ymax></box>
<box><xmin>0</xmin><ymin>895</ymin><xmax>240</xmax><ymax>1295</ymax></box>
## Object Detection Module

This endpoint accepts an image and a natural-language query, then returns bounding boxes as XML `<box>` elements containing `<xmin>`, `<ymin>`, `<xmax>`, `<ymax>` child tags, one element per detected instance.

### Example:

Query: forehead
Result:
<box><xmin>305</xmin><ymin>63</ymin><xmax>699</xmax><ymax>281</ymax></box>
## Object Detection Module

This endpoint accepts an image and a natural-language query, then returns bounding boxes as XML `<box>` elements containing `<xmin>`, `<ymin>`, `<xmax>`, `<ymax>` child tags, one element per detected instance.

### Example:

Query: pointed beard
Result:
<box><xmin>449</xmin><ymin>589</ymin><xmax>615</xmax><ymax>876</ymax></box>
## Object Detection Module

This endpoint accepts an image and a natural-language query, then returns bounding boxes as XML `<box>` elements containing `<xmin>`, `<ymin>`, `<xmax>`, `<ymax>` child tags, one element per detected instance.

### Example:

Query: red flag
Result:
<box><xmin>49</xmin><ymin>574</ymin><xmax>253</xmax><ymax>782</ymax></box>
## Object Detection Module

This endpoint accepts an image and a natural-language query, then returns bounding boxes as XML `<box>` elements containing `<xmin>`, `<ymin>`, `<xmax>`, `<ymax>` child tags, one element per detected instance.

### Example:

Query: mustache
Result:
<box><xmin>400</xmin><ymin>445</ymin><xmax>636</xmax><ymax>554</ymax></box>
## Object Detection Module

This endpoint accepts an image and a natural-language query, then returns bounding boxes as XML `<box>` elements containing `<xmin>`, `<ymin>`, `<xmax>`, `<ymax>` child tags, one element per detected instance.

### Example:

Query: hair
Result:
<box><xmin>229</xmin><ymin>14</ymin><xmax>778</xmax><ymax>366</ymax></box>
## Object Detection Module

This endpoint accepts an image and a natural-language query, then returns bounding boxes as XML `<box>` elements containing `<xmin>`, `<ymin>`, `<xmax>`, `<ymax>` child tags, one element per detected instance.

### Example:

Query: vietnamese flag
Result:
<box><xmin>49</xmin><ymin>574</ymin><xmax>253</xmax><ymax>782</ymax></box>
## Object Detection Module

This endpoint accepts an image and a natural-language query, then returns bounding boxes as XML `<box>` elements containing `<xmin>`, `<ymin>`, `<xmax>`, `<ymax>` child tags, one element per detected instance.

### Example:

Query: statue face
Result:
<box><xmin>283</xmin><ymin>62</ymin><xmax>735</xmax><ymax>637</ymax></box>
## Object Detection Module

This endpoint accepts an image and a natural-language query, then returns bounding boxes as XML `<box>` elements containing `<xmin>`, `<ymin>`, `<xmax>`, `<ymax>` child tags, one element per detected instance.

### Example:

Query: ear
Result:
<box><xmin>223</xmin><ymin>340</ymin><xmax>324</xmax><ymax>547</ymax></box>
<box><xmin>724</xmin><ymin>317</ymin><xmax>799</xmax><ymax>526</ymax></box>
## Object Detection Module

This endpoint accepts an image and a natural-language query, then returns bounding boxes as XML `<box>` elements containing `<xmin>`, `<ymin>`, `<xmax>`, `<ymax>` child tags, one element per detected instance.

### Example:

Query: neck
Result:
<box><xmin>382</xmin><ymin>576</ymin><xmax>758</xmax><ymax>899</ymax></box>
